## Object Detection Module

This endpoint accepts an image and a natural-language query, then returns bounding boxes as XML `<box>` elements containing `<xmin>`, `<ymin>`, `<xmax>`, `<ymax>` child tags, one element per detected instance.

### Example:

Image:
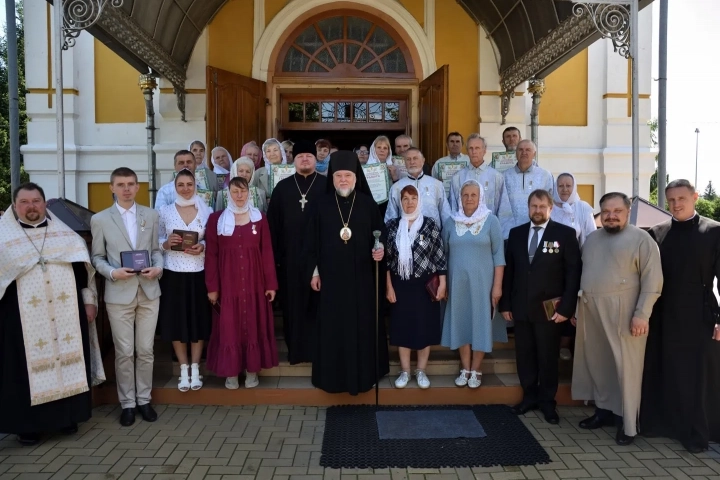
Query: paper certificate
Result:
<box><xmin>268</xmin><ymin>164</ymin><xmax>296</xmax><ymax>196</ymax></box>
<box><xmin>196</xmin><ymin>189</ymin><xmax>214</xmax><ymax>208</ymax></box>
<box><xmin>391</xmin><ymin>155</ymin><xmax>407</xmax><ymax>178</ymax></box>
<box><xmin>172</xmin><ymin>168</ymin><xmax>211</xmax><ymax>190</ymax></box>
<box><xmin>491</xmin><ymin>151</ymin><xmax>517</xmax><ymax>173</ymax></box>
<box><xmin>222</xmin><ymin>187</ymin><xmax>261</xmax><ymax>209</ymax></box>
<box><xmin>362</xmin><ymin>163</ymin><xmax>391</xmax><ymax>204</ymax></box>
<box><xmin>437</xmin><ymin>161</ymin><xmax>467</xmax><ymax>196</ymax></box>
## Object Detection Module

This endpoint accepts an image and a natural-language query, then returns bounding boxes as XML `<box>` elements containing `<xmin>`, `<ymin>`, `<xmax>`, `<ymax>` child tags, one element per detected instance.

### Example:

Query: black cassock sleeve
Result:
<box><xmin>266</xmin><ymin>185</ymin><xmax>284</xmax><ymax>267</ymax></box>
<box><xmin>72</xmin><ymin>262</ymin><xmax>88</xmax><ymax>290</ymax></box>
<box><xmin>301</xmin><ymin>201</ymin><xmax>321</xmax><ymax>284</ymax></box>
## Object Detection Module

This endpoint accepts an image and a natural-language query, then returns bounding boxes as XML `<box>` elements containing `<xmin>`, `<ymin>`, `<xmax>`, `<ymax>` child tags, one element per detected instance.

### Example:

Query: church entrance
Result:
<box><xmin>277</xmin><ymin>94</ymin><xmax>409</xmax><ymax>150</ymax></box>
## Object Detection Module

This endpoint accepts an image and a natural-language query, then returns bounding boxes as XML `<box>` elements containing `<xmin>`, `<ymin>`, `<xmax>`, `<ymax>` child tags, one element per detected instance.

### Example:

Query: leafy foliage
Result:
<box><xmin>0</xmin><ymin>1</ymin><xmax>29</xmax><ymax>209</ymax></box>
<box><xmin>704</xmin><ymin>181</ymin><xmax>717</xmax><ymax>201</ymax></box>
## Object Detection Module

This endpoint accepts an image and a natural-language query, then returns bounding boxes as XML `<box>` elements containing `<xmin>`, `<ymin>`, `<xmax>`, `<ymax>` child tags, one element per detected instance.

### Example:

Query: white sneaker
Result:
<box><xmin>560</xmin><ymin>348</ymin><xmax>573</xmax><ymax>361</ymax></box>
<box><xmin>225</xmin><ymin>376</ymin><xmax>239</xmax><ymax>390</ymax></box>
<box><xmin>245</xmin><ymin>372</ymin><xmax>259</xmax><ymax>389</ymax></box>
<box><xmin>415</xmin><ymin>370</ymin><xmax>430</xmax><ymax>389</ymax></box>
<box><xmin>394</xmin><ymin>371</ymin><xmax>410</xmax><ymax>389</ymax></box>
<box><xmin>468</xmin><ymin>371</ymin><xmax>482</xmax><ymax>389</ymax></box>
<box><xmin>455</xmin><ymin>369</ymin><xmax>470</xmax><ymax>387</ymax></box>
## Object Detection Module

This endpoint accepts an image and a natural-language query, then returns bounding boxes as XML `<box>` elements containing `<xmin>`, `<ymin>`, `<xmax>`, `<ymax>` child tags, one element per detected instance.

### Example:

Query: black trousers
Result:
<box><xmin>514</xmin><ymin>319</ymin><xmax>562</xmax><ymax>409</ymax></box>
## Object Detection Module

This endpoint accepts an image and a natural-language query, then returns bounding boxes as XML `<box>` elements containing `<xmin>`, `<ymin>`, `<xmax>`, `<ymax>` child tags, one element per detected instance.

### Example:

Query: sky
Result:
<box><xmin>2</xmin><ymin>2</ymin><xmax>718</xmax><ymax>191</ymax></box>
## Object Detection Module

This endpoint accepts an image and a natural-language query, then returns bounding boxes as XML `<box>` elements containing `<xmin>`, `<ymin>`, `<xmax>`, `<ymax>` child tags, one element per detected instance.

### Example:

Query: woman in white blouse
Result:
<box><xmin>158</xmin><ymin>169</ymin><xmax>213</xmax><ymax>391</ymax></box>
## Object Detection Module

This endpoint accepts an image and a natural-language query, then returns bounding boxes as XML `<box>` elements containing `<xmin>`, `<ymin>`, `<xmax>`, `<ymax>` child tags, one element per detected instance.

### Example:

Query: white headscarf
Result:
<box><xmin>230</xmin><ymin>156</ymin><xmax>256</xmax><ymax>183</ymax></box>
<box><xmin>367</xmin><ymin>138</ymin><xmax>394</xmax><ymax>166</ymax></box>
<box><xmin>451</xmin><ymin>180</ymin><xmax>491</xmax><ymax>234</ymax></box>
<box><xmin>261</xmin><ymin>138</ymin><xmax>288</xmax><ymax>169</ymax></box>
<box><xmin>188</xmin><ymin>140</ymin><xmax>206</xmax><ymax>166</ymax></box>
<box><xmin>174</xmin><ymin>170</ymin><xmax>214</xmax><ymax>217</ymax></box>
<box><xmin>553</xmin><ymin>172</ymin><xmax>580</xmax><ymax>215</ymax></box>
<box><xmin>218</xmin><ymin>183</ymin><xmax>262</xmax><ymax>236</ymax></box>
<box><xmin>395</xmin><ymin>186</ymin><xmax>424</xmax><ymax>280</ymax></box>
<box><xmin>210</xmin><ymin>146</ymin><xmax>232</xmax><ymax>175</ymax></box>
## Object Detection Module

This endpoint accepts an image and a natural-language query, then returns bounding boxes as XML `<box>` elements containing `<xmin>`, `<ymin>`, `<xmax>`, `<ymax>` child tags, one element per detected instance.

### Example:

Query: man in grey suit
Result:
<box><xmin>91</xmin><ymin>167</ymin><xmax>163</xmax><ymax>427</ymax></box>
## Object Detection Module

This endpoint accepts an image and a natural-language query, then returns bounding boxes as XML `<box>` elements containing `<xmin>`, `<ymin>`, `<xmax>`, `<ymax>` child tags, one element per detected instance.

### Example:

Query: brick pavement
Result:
<box><xmin>2</xmin><ymin>405</ymin><xmax>720</xmax><ymax>480</ymax></box>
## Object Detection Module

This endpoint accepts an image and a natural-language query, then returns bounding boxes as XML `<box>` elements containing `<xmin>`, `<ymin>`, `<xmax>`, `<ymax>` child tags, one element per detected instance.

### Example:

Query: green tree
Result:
<box><xmin>647</xmin><ymin>118</ymin><xmax>668</xmax><ymax>203</ymax></box>
<box><xmin>696</xmin><ymin>198</ymin><xmax>714</xmax><ymax>218</ymax></box>
<box><xmin>704</xmin><ymin>181</ymin><xmax>717</xmax><ymax>201</ymax></box>
<box><xmin>0</xmin><ymin>1</ymin><xmax>28</xmax><ymax>209</ymax></box>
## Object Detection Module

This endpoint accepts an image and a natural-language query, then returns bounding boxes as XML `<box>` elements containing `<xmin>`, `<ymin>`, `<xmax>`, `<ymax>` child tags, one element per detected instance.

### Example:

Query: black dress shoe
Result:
<box><xmin>682</xmin><ymin>441</ymin><xmax>706</xmax><ymax>454</ymax></box>
<box><xmin>510</xmin><ymin>401</ymin><xmax>538</xmax><ymax>415</ymax></box>
<box><xmin>543</xmin><ymin>409</ymin><xmax>560</xmax><ymax>425</ymax></box>
<box><xmin>120</xmin><ymin>408</ymin><xmax>135</xmax><ymax>427</ymax></box>
<box><xmin>137</xmin><ymin>404</ymin><xmax>158</xmax><ymax>422</ymax></box>
<box><xmin>579</xmin><ymin>413</ymin><xmax>615</xmax><ymax>429</ymax></box>
<box><xmin>60</xmin><ymin>423</ymin><xmax>78</xmax><ymax>435</ymax></box>
<box><xmin>615</xmin><ymin>427</ymin><xmax>635</xmax><ymax>446</ymax></box>
<box><xmin>17</xmin><ymin>433</ymin><xmax>40</xmax><ymax>446</ymax></box>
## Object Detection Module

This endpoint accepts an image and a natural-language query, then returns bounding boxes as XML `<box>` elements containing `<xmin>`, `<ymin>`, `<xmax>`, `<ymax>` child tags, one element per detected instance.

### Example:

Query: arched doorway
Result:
<box><xmin>207</xmin><ymin>9</ymin><xmax>448</xmax><ymax>164</ymax></box>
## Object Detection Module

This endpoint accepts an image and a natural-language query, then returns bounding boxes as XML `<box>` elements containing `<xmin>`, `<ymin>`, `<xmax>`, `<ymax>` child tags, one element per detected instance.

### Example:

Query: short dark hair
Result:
<box><xmin>174</xmin><ymin>149</ymin><xmax>195</xmax><ymax>164</ymax></box>
<box><xmin>315</xmin><ymin>139</ymin><xmax>331</xmax><ymax>150</ymax></box>
<box><xmin>446</xmin><ymin>132</ymin><xmax>463</xmax><ymax>143</ymax></box>
<box><xmin>599</xmin><ymin>192</ymin><xmax>631</xmax><ymax>209</ymax></box>
<box><xmin>666</xmin><ymin>179</ymin><xmax>695</xmax><ymax>193</ymax></box>
<box><xmin>174</xmin><ymin>168</ymin><xmax>195</xmax><ymax>184</ymax></box>
<box><xmin>13</xmin><ymin>182</ymin><xmax>46</xmax><ymax>203</ymax></box>
<box><xmin>110</xmin><ymin>167</ymin><xmax>138</xmax><ymax>184</ymax></box>
<box><xmin>354</xmin><ymin>145</ymin><xmax>369</xmax><ymax>153</ymax></box>
<box><xmin>400</xmin><ymin>185</ymin><xmax>419</xmax><ymax>199</ymax></box>
<box><xmin>228</xmin><ymin>176</ymin><xmax>249</xmax><ymax>190</ymax></box>
<box><xmin>527</xmin><ymin>189</ymin><xmax>553</xmax><ymax>206</ymax></box>
<box><xmin>502</xmin><ymin>126</ymin><xmax>521</xmax><ymax>138</ymax></box>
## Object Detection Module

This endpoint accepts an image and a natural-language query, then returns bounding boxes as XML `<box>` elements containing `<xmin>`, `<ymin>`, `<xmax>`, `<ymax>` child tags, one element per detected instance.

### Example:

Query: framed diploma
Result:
<box><xmin>171</xmin><ymin>230</ymin><xmax>199</xmax><ymax>251</ymax></box>
<box><xmin>268</xmin><ymin>164</ymin><xmax>296</xmax><ymax>196</ymax></box>
<box><xmin>120</xmin><ymin>250</ymin><xmax>151</xmax><ymax>273</ymax></box>
<box><xmin>196</xmin><ymin>189</ymin><xmax>214</xmax><ymax>208</ymax></box>
<box><xmin>491</xmin><ymin>151</ymin><xmax>517</xmax><ymax>173</ymax></box>
<box><xmin>215</xmin><ymin>173</ymin><xmax>228</xmax><ymax>189</ymax></box>
<box><xmin>194</xmin><ymin>168</ymin><xmax>210</xmax><ymax>190</ymax></box>
<box><xmin>437</xmin><ymin>161</ymin><xmax>467</xmax><ymax>196</ymax></box>
<box><xmin>361</xmin><ymin>163</ymin><xmax>391</xmax><ymax>204</ymax></box>
<box><xmin>391</xmin><ymin>155</ymin><xmax>407</xmax><ymax>178</ymax></box>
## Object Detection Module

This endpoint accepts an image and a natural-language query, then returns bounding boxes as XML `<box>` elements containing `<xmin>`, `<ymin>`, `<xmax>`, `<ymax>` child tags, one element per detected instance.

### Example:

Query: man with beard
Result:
<box><xmin>0</xmin><ymin>183</ymin><xmax>104</xmax><ymax>445</ymax></box>
<box><xmin>384</xmin><ymin>147</ymin><xmax>448</xmax><ymax>224</ymax></box>
<box><xmin>641</xmin><ymin>179</ymin><xmax>720</xmax><ymax>453</ymax></box>
<box><xmin>500</xmin><ymin>189</ymin><xmax>581</xmax><ymax>424</ymax></box>
<box><xmin>572</xmin><ymin>192</ymin><xmax>663</xmax><ymax>445</ymax></box>
<box><xmin>267</xmin><ymin>140</ymin><xmax>327</xmax><ymax>364</ymax></box>
<box><xmin>304</xmin><ymin>151</ymin><xmax>390</xmax><ymax>394</ymax></box>
<box><xmin>503</xmin><ymin>140</ymin><xmax>554</xmax><ymax>237</ymax></box>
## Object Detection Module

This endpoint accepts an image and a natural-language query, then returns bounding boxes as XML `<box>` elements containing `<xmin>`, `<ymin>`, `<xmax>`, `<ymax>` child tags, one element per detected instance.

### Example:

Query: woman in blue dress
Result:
<box><xmin>441</xmin><ymin>179</ymin><xmax>506</xmax><ymax>388</ymax></box>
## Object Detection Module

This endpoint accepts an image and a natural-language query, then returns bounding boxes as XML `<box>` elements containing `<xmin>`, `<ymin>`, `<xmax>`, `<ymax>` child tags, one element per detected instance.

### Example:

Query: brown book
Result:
<box><xmin>543</xmin><ymin>297</ymin><xmax>562</xmax><ymax>321</ymax></box>
<box><xmin>425</xmin><ymin>274</ymin><xmax>441</xmax><ymax>301</ymax></box>
<box><xmin>172</xmin><ymin>230</ymin><xmax>199</xmax><ymax>251</ymax></box>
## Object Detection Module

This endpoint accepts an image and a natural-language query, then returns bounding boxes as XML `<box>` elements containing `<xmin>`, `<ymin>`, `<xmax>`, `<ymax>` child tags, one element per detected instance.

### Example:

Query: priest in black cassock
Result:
<box><xmin>268</xmin><ymin>140</ymin><xmax>327</xmax><ymax>364</ymax></box>
<box><xmin>304</xmin><ymin>151</ymin><xmax>390</xmax><ymax>394</ymax></box>
<box><xmin>640</xmin><ymin>179</ymin><xmax>720</xmax><ymax>453</ymax></box>
<box><xmin>0</xmin><ymin>183</ymin><xmax>104</xmax><ymax>445</ymax></box>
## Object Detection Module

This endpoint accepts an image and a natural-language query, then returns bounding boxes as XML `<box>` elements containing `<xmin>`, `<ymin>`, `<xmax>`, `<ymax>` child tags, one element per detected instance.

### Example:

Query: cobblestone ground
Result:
<box><xmin>2</xmin><ymin>405</ymin><xmax>720</xmax><ymax>480</ymax></box>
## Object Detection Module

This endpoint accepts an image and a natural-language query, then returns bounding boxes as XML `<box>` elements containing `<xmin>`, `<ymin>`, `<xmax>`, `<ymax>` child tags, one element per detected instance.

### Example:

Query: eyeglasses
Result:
<box><xmin>357</xmin><ymin>150</ymin><xmax>369</xmax><ymax>155</ymax></box>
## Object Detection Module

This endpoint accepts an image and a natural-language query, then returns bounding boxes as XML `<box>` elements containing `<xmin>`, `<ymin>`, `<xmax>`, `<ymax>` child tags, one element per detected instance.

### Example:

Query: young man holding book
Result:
<box><xmin>499</xmin><ymin>189</ymin><xmax>581</xmax><ymax>424</ymax></box>
<box><xmin>91</xmin><ymin>167</ymin><xmax>164</xmax><ymax>427</ymax></box>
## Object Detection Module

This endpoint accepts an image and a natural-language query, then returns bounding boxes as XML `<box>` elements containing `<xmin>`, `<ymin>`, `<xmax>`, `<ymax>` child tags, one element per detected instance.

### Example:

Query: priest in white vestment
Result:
<box><xmin>572</xmin><ymin>192</ymin><xmax>663</xmax><ymax>445</ymax></box>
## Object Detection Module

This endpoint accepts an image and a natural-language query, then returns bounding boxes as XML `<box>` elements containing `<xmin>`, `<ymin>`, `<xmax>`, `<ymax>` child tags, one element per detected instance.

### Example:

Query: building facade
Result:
<box><xmin>23</xmin><ymin>0</ymin><xmax>655</xmax><ymax>212</ymax></box>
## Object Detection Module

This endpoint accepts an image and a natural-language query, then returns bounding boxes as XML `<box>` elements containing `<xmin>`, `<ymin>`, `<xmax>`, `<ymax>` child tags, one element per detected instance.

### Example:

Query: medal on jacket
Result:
<box><xmin>140</xmin><ymin>218</ymin><xmax>146</xmax><ymax>232</ymax></box>
<box><xmin>252</xmin><ymin>224</ymin><xmax>257</xmax><ymax>235</ymax></box>
<box><xmin>554</xmin><ymin>241</ymin><xmax>559</xmax><ymax>253</ymax></box>
<box><xmin>542</xmin><ymin>241</ymin><xmax>548</xmax><ymax>253</ymax></box>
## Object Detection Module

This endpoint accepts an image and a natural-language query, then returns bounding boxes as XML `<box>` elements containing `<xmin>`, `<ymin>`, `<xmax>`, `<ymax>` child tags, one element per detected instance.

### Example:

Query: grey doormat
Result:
<box><xmin>320</xmin><ymin>405</ymin><xmax>550</xmax><ymax>469</ymax></box>
<box><xmin>375</xmin><ymin>409</ymin><xmax>486</xmax><ymax>439</ymax></box>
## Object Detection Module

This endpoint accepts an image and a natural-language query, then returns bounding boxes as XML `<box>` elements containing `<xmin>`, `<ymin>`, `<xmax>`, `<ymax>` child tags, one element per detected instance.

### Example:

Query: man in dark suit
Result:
<box><xmin>499</xmin><ymin>189</ymin><xmax>581</xmax><ymax>423</ymax></box>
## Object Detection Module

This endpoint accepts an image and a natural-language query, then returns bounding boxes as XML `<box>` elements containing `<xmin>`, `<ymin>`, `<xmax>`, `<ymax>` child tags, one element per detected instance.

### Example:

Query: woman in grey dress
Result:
<box><xmin>441</xmin><ymin>179</ymin><xmax>506</xmax><ymax>389</ymax></box>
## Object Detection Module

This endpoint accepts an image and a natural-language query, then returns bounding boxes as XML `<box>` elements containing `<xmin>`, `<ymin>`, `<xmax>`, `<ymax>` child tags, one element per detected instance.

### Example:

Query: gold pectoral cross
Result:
<box><xmin>299</xmin><ymin>194</ymin><xmax>308</xmax><ymax>211</ymax></box>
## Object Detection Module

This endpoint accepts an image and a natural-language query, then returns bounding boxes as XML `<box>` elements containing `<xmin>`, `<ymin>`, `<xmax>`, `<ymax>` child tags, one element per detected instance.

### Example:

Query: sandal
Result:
<box><xmin>178</xmin><ymin>364</ymin><xmax>190</xmax><ymax>392</ymax></box>
<box><xmin>190</xmin><ymin>363</ymin><xmax>203</xmax><ymax>391</ymax></box>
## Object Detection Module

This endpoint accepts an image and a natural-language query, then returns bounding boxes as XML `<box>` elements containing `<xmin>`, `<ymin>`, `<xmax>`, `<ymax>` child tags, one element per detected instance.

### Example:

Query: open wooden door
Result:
<box><xmin>418</xmin><ymin>65</ymin><xmax>449</xmax><ymax>168</ymax></box>
<box><xmin>206</xmin><ymin>66</ymin><xmax>267</xmax><ymax>158</ymax></box>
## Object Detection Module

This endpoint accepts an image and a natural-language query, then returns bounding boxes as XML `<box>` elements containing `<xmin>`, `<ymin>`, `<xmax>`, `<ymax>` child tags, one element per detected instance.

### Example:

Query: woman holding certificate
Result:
<box><xmin>205</xmin><ymin>176</ymin><xmax>279</xmax><ymax>389</ymax></box>
<box><xmin>215</xmin><ymin>156</ymin><xmax>267</xmax><ymax>213</ymax></box>
<box><xmin>385</xmin><ymin>185</ymin><xmax>447</xmax><ymax>389</ymax></box>
<box><xmin>441</xmin><ymin>179</ymin><xmax>506</xmax><ymax>389</ymax></box>
<box><xmin>158</xmin><ymin>169</ymin><xmax>213</xmax><ymax>392</ymax></box>
<box><xmin>253</xmin><ymin>138</ymin><xmax>288</xmax><ymax>198</ymax></box>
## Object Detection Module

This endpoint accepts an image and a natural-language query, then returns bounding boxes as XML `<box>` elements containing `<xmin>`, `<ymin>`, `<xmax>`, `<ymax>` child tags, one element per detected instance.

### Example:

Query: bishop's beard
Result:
<box><xmin>336</xmin><ymin>187</ymin><xmax>355</xmax><ymax>197</ymax></box>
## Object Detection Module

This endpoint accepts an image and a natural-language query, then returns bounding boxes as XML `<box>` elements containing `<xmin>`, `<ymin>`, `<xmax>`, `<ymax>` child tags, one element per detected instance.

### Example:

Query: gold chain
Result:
<box><xmin>335</xmin><ymin>190</ymin><xmax>356</xmax><ymax>228</ymax></box>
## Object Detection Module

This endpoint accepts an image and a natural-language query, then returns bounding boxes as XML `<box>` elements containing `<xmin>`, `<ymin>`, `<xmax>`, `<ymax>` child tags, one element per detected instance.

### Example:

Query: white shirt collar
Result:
<box><xmin>672</xmin><ymin>212</ymin><xmax>697</xmax><ymax>222</ymax></box>
<box><xmin>531</xmin><ymin>219</ymin><xmax>550</xmax><ymax>230</ymax></box>
<box><xmin>116</xmin><ymin>202</ymin><xmax>137</xmax><ymax>215</ymax></box>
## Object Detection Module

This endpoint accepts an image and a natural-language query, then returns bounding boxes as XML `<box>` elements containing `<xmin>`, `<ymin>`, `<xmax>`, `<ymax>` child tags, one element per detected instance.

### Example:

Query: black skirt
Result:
<box><xmin>159</xmin><ymin>270</ymin><xmax>212</xmax><ymax>343</ymax></box>
<box><xmin>389</xmin><ymin>272</ymin><xmax>442</xmax><ymax>350</ymax></box>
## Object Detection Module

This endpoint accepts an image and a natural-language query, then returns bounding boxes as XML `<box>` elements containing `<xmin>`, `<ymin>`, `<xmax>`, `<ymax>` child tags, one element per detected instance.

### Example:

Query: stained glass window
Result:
<box><xmin>280</xmin><ymin>15</ymin><xmax>410</xmax><ymax>75</ymax></box>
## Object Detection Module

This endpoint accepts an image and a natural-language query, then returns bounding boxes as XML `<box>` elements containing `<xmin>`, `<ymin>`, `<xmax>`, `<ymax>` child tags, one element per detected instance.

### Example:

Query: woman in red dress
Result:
<box><xmin>205</xmin><ymin>177</ymin><xmax>278</xmax><ymax>389</ymax></box>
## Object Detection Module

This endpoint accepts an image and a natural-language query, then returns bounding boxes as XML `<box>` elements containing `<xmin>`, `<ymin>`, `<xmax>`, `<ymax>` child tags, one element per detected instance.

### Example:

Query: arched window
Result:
<box><xmin>276</xmin><ymin>14</ymin><xmax>415</xmax><ymax>78</ymax></box>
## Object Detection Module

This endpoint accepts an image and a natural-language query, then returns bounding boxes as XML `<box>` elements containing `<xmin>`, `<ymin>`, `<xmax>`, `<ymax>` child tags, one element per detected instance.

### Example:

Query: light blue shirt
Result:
<box><xmin>503</xmin><ymin>164</ymin><xmax>554</xmax><ymax>237</ymax></box>
<box><xmin>384</xmin><ymin>172</ymin><xmax>450</xmax><ymax>225</ymax></box>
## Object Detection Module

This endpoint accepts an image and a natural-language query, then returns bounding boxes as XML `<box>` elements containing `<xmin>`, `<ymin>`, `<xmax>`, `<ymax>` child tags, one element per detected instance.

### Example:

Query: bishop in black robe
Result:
<box><xmin>268</xmin><ymin>140</ymin><xmax>327</xmax><ymax>364</ymax></box>
<box><xmin>304</xmin><ymin>151</ymin><xmax>390</xmax><ymax>395</ymax></box>
<box><xmin>641</xmin><ymin>208</ymin><xmax>720</xmax><ymax>452</ymax></box>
